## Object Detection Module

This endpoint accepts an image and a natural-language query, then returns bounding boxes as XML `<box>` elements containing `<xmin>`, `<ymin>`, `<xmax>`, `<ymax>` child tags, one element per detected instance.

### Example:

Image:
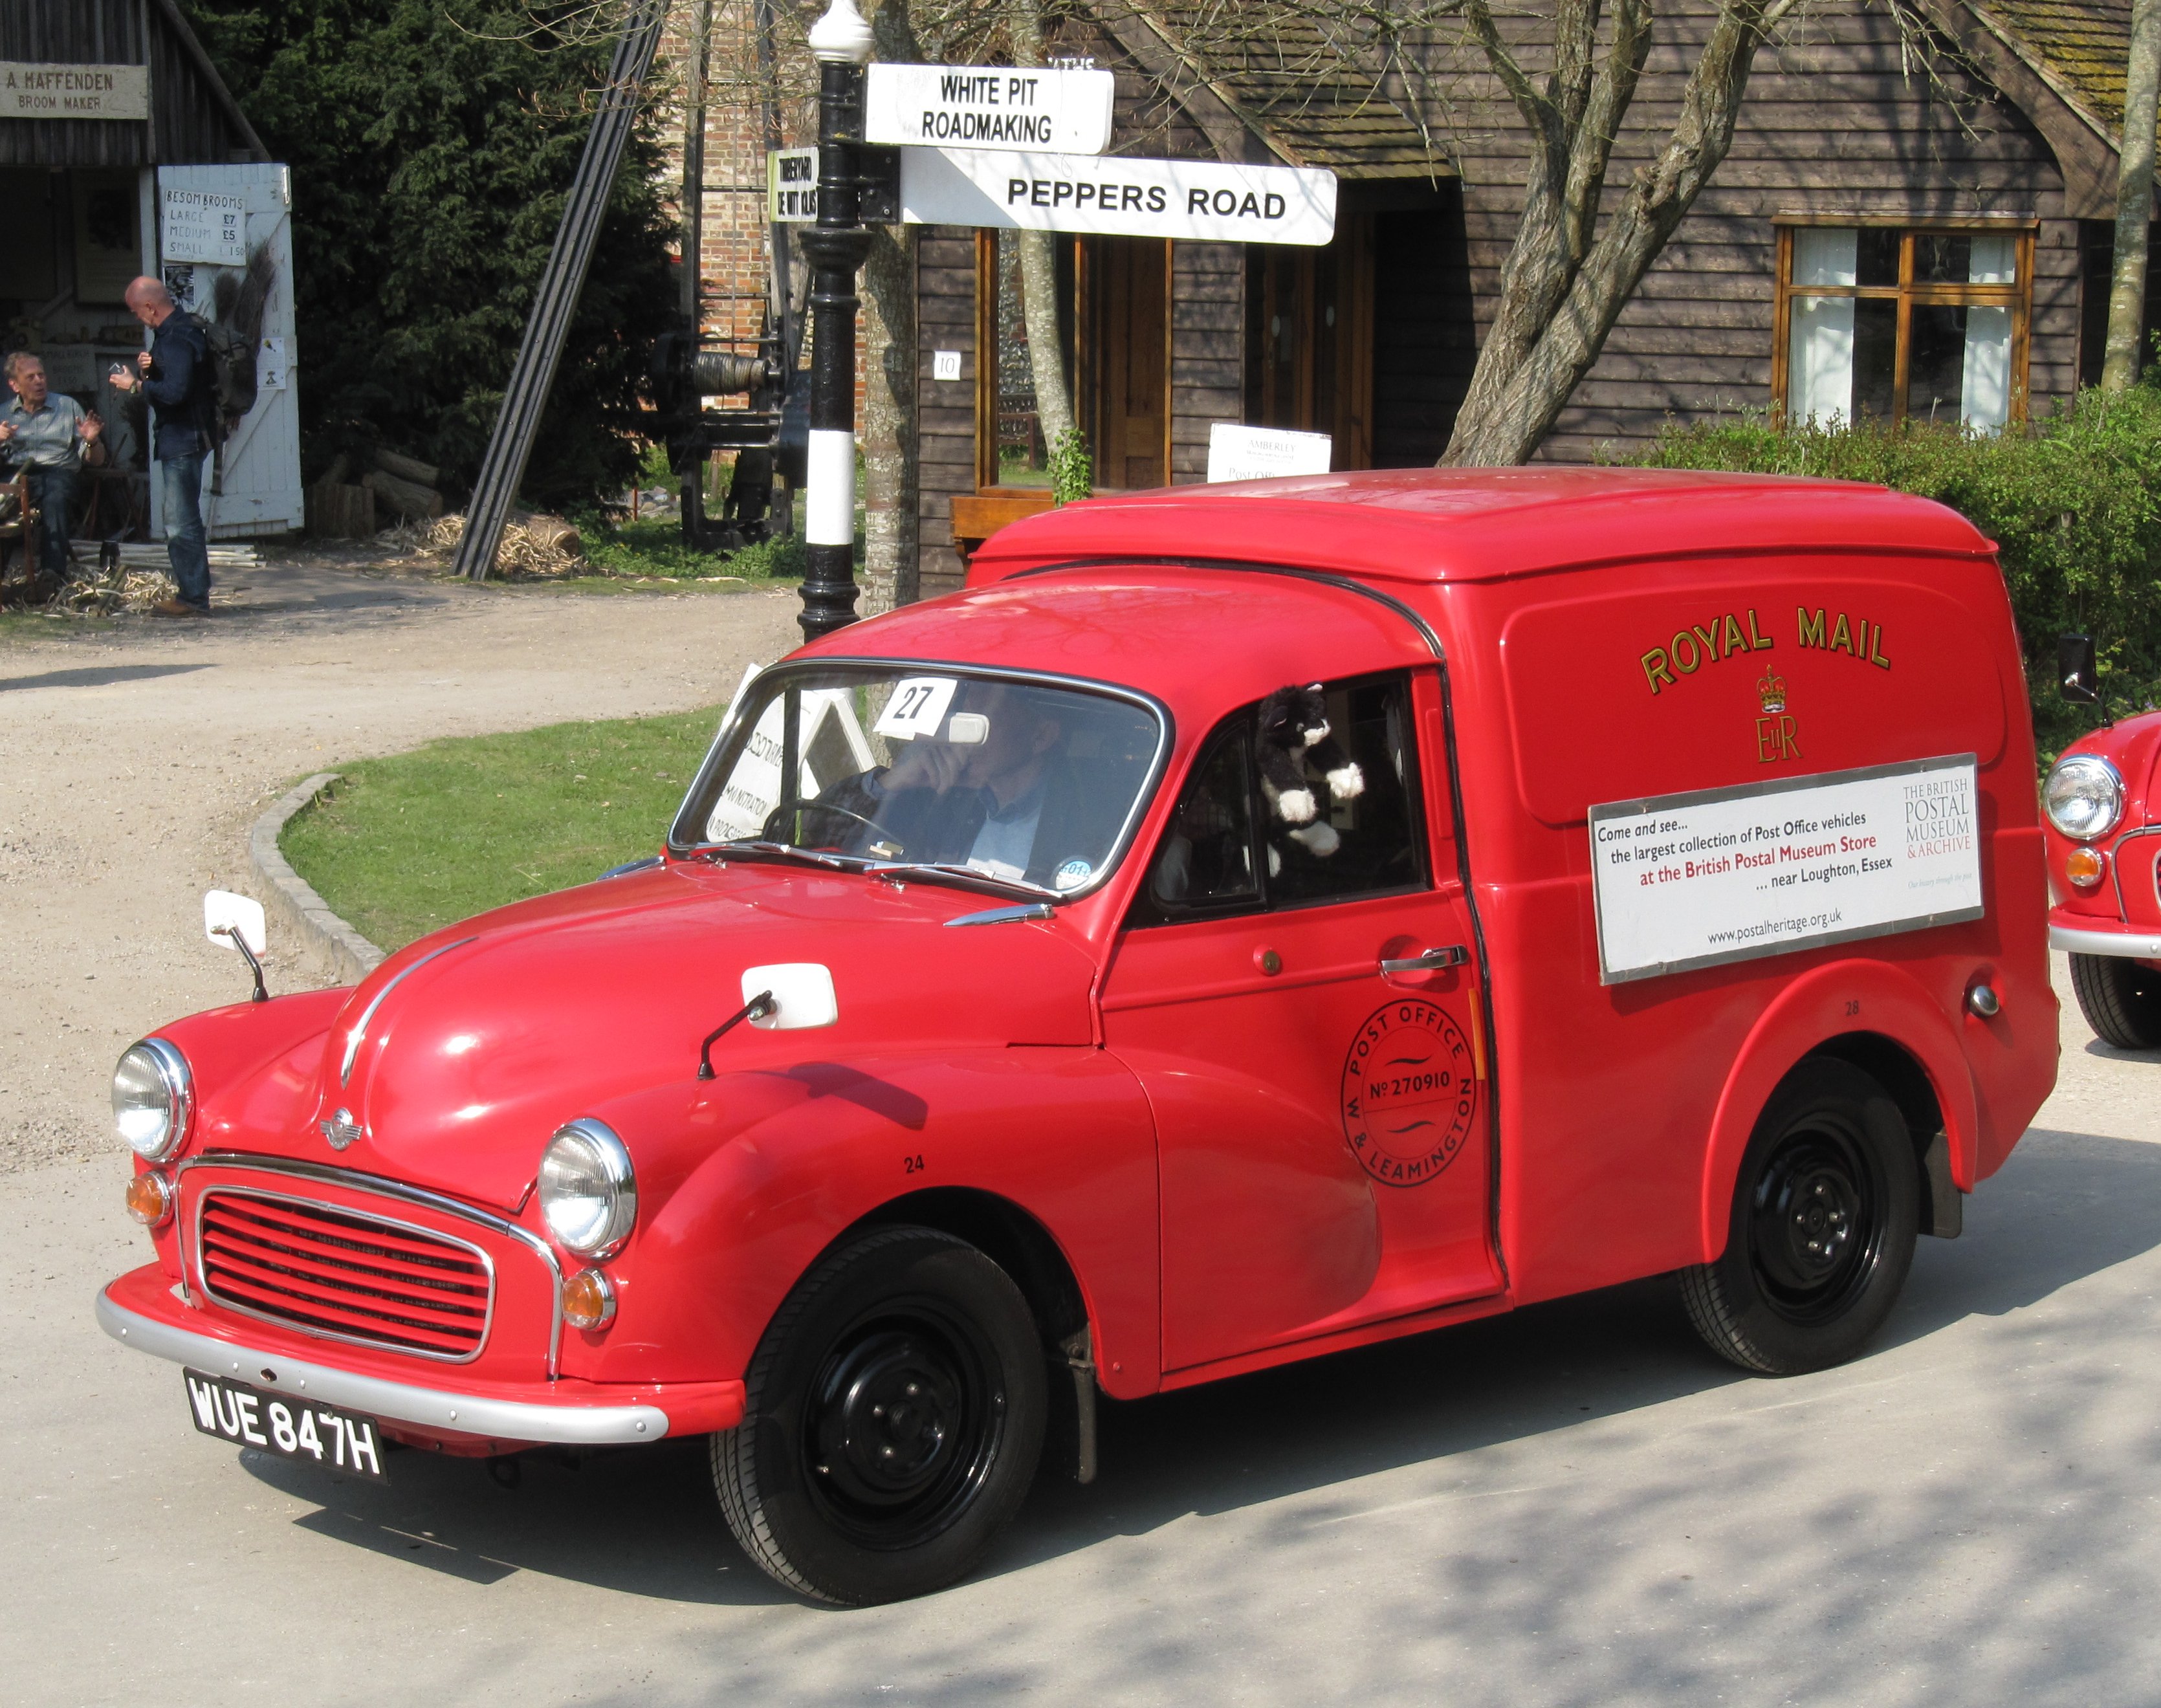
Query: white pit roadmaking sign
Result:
<box><xmin>899</xmin><ymin>148</ymin><xmax>1337</xmax><ymax>245</ymax></box>
<box><xmin>866</xmin><ymin>63</ymin><xmax>1114</xmax><ymax>155</ymax></box>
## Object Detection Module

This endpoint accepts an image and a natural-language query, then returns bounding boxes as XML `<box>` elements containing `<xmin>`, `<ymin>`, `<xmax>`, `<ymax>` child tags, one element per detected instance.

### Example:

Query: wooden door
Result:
<box><xmin>1090</xmin><ymin>238</ymin><xmax>1169</xmax><ymax>490</ymax></box>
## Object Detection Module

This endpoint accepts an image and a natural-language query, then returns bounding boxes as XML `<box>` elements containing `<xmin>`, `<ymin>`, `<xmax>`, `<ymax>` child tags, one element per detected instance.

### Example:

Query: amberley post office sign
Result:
<box><xmin>1</xmin><ymin>63</ymin><xmax>150</xmax><ymax>120</ymax></box>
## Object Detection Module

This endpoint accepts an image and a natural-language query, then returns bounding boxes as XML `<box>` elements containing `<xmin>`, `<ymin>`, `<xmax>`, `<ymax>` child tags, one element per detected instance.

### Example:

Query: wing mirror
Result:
<box><xmin>2059</xmin><ymin>633</ymin><xmax>2114</xmax><ymax>728</ymax></box>
<box><xmin>696</xmin><ymin>962</ymin><xmax>838</xmax><ymax>1078</ymax></box>
<box><xmin>2059</xmin><ymin>633</ymin><xmax>2100</xmax><ymax>703</ymax></box>
<box><xmin>203</xmin><ymin>889</ymin><xmax>269</xmax><ymax>1003</ymax></box>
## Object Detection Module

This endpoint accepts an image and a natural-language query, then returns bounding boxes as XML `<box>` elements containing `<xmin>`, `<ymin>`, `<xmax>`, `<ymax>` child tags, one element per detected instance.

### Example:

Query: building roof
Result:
<box><xmin>1093</xmin><ymin>5</ymin><xmax>1447</xmax><ymax>179</ymax></box>
<box><xmin>1973</xmin><ymin>0</ymin><xmax>2146</xmax><ymax>140</ymax></box>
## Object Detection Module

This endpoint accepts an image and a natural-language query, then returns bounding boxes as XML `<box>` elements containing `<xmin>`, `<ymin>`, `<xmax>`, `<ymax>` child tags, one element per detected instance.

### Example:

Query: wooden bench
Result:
<box><xmin>949</xmin><ymin>488</ymin><xmax>1058</xmax><ymax>560</ymax></box>
<box><xmin>0</xmin><ymin>472</ymin><xmax>41</xmax><ymax>603</ymax></box>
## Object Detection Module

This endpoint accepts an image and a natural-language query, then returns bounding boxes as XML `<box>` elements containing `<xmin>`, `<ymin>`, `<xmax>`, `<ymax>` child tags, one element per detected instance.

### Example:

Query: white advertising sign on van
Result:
<box><xmin>899</xmin><ymin>148</ymin><xmax>1337</xmax><ymax>245</ymax></box>
<box><xmin>1588</xmin><ymin>755</ymin><xmax>1984</xmax><ymax>985</ymax></box>
<box><xmin>866</xmin><ymin>63</ymin><xmax>1114</xmax><ymax>155</ymax></box>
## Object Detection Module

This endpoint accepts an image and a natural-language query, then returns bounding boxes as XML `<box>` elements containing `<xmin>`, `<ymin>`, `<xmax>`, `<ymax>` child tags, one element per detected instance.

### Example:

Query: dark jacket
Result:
<box><xmin>141</xmin><ymin>312</ymin><xmax>217</xmax><ymax>461</ymax></box>
<box><xmin>806</xmin><ymin>760</ymin><xmax>1101</xmax><ymax>890</ymax></box>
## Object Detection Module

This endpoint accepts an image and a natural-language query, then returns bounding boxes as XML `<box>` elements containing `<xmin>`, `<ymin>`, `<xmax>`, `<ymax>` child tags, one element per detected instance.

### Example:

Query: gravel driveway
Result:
<box><xmin>10</xmin><ymin>563</ymin><xmax>2161</xmax><ymax>1704</ymax></box>
<box><xmin>0</xmin><ymin>558</ymin><xmax>799</xmax><ymax>1174</ymax></box>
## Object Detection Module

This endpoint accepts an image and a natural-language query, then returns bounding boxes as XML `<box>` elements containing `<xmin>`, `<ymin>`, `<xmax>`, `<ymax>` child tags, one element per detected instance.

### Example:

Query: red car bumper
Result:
<box><xmin>98</xmin><ymin>1264</ymin><xmax>745</xmax><ymax>1451</ymax></box>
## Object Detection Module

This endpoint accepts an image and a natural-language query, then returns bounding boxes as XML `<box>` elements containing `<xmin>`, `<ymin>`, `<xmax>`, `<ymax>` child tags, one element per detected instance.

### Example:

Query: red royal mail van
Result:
<box><xmin>97</xmin><ymin>469</ymin><xmax>2057</xmax><ymax>1605</ymax></box>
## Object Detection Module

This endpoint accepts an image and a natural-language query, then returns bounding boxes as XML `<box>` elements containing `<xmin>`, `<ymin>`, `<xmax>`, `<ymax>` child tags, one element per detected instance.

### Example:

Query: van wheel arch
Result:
<box><xmin>853</xmin><ymin>1187</ymin><xmax>1099</xmax><ymax>1480</ymax></box>
<box><xmin>1806</xmin><ymin>1033</ymin><xmax>1959</xmax><ymax>1237</ymax></box>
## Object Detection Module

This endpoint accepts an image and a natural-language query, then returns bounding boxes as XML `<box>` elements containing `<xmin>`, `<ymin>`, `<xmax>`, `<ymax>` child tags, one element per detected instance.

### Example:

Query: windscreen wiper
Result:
<box><xmin>710</xmin><ymin>840</ymin><xmax>856</xmax><ymax>871</ymax></box>
<box><xmin>864</xmin><ymin>862</ymin><xmax>1061</xmax><ymax>903</ymax></box>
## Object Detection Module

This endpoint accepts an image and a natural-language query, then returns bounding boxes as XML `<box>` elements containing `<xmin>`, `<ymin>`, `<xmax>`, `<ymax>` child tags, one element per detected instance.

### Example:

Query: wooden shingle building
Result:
<box><xmin>2</xmin><ymin>0</ymin><xmax>301</xmax><ymax>538</ymax></box>
<box><xmin>907</xmin><ymin>0</ymin><xmax>2160</xmax><ymax>598</ymax></box>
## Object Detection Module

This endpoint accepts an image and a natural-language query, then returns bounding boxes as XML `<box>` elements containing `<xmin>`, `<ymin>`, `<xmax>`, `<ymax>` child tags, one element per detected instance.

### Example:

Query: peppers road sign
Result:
<box><xmin>865</xmin><ymin>63</ymin><xmax>1114</xmax><ymax>156</ymax></box>
<box><xmin>897</xmin><ymin>148</ymin><xmax>1337</xmax><ymax>246</ymax></box>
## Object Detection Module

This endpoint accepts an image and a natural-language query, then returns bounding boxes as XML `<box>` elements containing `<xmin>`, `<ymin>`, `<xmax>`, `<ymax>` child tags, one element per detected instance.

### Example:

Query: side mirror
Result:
<box><xmin>742</xmin><ymin>962</ymin><xmax>839</xmax><ymax>1029</ymax></box>
<box><xmin>203</xmin><ymin>889</ymin><xmax>269</xmax><ymax>1003</ymax></box>
<box><xmin>2059</xmin><ymin>633</ymin><xmax>2101</xmax><ymax>704</ymax></box>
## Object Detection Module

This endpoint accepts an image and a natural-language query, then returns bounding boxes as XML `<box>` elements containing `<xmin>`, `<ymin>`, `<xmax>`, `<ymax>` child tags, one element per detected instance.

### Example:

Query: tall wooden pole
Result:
<box><xmin>679</xmin><ymin>0</ymin><xmax>714</xmax><ymax>536</ymax></box>
<box><xmin>452</xmin><ymin>0</ymin><xmax>668</xmax><ymax>580</ymax></box>
<box><xmin>2103</xmin><ymin>0</ymin><xmax>2161</xmax><ymax>391</ymax></box>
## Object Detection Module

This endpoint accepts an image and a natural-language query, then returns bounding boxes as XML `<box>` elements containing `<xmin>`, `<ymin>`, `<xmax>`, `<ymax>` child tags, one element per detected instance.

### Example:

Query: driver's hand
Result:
<box><xmin>883</xmin><ymin>737</ymin><xmax>969</xmax><ymax>794</ymax></box>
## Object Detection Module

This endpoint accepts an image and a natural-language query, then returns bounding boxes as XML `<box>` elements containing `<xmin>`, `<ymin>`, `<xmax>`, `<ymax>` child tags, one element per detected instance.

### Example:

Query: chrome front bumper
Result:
<box><xmin>96</xmin><ymin>1286</ymin><xmax>670</xmax><ymax>1445</ymax></box>
<box><xmin>2050</xmin><ymin>923</ymin><xmax>2161</xmax><ymax>959</ymax></box>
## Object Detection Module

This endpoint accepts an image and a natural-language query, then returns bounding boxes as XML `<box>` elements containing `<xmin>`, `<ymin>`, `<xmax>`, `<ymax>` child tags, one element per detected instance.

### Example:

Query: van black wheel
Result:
<box><xmin>1681</xmin><ymin>1059</ymin><xmax>1917</xmax><ymax>1375</ymax></box>
<box><xmin>2068</xmin><ymin>952</ymin><xmax>2161</xmax><ymax>1050</ymax></box>
<box><xmin>712</xmin><ymin>1226</ymin><xmax>1046</xmax><ymax>1606</ymax></box>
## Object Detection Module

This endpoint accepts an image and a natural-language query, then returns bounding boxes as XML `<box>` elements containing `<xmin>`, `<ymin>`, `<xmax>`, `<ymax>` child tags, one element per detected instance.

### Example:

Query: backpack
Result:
<box><xmin>185</xmin><ymin>312</ymin><xmax>258</xmax><ymax>428</ymax></box>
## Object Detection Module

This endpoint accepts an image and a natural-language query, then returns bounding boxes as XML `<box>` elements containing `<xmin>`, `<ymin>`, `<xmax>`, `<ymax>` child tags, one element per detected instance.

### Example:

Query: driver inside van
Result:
<box><xmin>800</xmin><ymin>681</ymin><xmax>1095</xmax><ymax>889</ymax></box>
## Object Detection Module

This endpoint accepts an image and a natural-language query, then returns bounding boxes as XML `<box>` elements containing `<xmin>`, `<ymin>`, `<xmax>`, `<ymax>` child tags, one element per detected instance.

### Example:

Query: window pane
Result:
<box><xmin>1913</xmin><ymin>234</ymin><xmax>1972</xmax><ymax>283</ymax></box>
<box><xmin>1853</xmin><ymin>298</ymin><xmax>1898</xmax><ymax>421</ymax></box>
<box><xmin>1790</xmin><ymin>294</ymin><xmax>1854</xmax><ymax>422</ymax></box>
<box><xmin>1264</xmin><ymin>679</ymin><xmax>1423</xmax><ymax>906</ymax></box>
<box><xmin>994</xmin><ymin>231</ymin><xmax>1051</xmax><ymax>486</ymax></box>
<box><xmin>1907</xmin><ymin>303</ymin><xmax>1974</xmax><ymax>424</ymax></box>
<box><xmin>1146</xmin><ymin>727</ymin><xmax>1258</xmax><ymax>914</ymax></box>
<box><xmin>1856</xmin><ymin>228</ymin><xmax>1900</xmax><ymax>287</ymax></box>
<box><xmin>1970</xmin><ymin>232</ymin><xmax>2017</xmax><ymax>284</ymax></box>
<box><xmin>1792</xmin><ymin>228</ymin><xmax>1857</xmax><ymax>288</ymax></box>
<box><xmin>1962</xmin><ymin>304</ymin><xmax>2012</xmax><ymax>430</ymax></box>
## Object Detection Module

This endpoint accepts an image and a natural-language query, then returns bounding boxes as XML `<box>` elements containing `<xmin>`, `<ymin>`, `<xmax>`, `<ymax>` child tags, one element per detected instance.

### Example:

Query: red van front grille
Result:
<box><xmin>196</xmin><ymin>1190</ymin><xmax>492</xmax><ymax>1360</ymax></box>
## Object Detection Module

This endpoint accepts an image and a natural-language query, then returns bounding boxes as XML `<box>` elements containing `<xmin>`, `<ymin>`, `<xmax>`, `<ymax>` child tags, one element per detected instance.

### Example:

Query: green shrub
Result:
<box><xmin>1636</xmin><ymin>388</ymin><xmax>2161</xmax><ymax>760</ymax></box>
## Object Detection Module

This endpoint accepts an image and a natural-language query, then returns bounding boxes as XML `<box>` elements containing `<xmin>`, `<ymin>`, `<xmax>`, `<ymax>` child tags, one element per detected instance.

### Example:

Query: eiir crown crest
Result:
<box><xmin>1757</xmin><ymin>668</ymin><xmax>1787</xmax><ymax>714</ymax></box>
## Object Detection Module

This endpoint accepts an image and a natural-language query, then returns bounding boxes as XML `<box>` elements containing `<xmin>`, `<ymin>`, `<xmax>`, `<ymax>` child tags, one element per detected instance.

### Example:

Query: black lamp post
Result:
<box><xmin>796</xmin><ymin>0</ymin><xmax>875</xmax><ymax>642</ymax></box>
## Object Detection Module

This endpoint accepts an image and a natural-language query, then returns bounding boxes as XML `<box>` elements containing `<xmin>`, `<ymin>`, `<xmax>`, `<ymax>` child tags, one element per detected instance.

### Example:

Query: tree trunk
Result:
<box><xmin>1441</xmin><ymin>0</ymin><xmax>1794</xmax><ymax>466</ymax></box>
<box><xmin>859</xmin><ymin>0</ymin><xmax>920</xmax><ymax>614</ymax></box>
<box><xmin>1007</xmin><ymin>0</ymin><xmax>1076</xmax><ymax>454</ymax></box>
<box><xmin>2103</xmin><ymin>0</ymin><xmax>2161</xmax><ymax>391</ymax></box>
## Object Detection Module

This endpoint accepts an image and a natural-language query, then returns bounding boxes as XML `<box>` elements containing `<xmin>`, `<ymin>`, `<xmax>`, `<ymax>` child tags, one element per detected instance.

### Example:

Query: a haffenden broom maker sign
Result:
<box><xmin>2</xmin><ymin>63</ymin><xmax>149</xmax><ymax>120</ymax></box>
<box><xmin>866</xmin><ymin>63</ymin><xmax>1114</xmax><ymax>155</ymax></box>
<box><xmin>1588</xmin><ymin>754</ymin><xmax>1984</xmax><ymax>985</ymax></box>
<box><xmin>899</xmin><ymin>148</ymin><xmax>1337</xmax><ymax>245</ymax></box>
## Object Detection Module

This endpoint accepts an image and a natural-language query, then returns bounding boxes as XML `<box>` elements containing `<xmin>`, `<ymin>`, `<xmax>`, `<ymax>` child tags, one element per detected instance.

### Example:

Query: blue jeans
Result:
<box><xmin>24</xmin><ymin>464</ymin><xmax>78</xmax><ymax>581</ymax></box>
<box><xmin>160</xmin><ymin>450</ymin><xmax>211</xmax><ymax>608</ymax></box>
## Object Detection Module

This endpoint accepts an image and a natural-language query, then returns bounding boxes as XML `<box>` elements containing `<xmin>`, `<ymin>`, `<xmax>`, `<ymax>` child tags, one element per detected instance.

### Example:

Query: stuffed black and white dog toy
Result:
<box><xmin>1256</xmin><ymin>683</ymin><xmax>1364</xmax><ymax>859</ymax></box>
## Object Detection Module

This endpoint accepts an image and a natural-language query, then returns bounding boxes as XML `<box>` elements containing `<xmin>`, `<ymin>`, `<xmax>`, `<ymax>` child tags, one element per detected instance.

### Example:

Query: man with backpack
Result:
<box><xmin>109</xmin><ymin>276</ymin><xmax>218</xmax><ymax>617</ymax></box>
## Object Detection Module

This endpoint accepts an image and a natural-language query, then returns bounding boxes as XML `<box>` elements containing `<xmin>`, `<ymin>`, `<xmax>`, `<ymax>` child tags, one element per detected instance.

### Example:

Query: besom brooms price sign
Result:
<box><xmin>1588</xmin><ymin>755</ymin><xmax>1984</xmax><ymax>985</ymax></box>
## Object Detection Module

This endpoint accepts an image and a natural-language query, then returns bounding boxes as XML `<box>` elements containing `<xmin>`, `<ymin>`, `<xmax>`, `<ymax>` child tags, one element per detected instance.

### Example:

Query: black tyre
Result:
<box><xmin>2068</xmin><ymin>952</ymin><xmax>2161</xmax><ymax>1050</ymax></box>
<box><xmin>713</xmin><ymin>1226</ymin><xmax>1047</xmax><ymax>1606</ymax></box>
<box><xmin>1682</xmin><ymin>1059</ymin><xmax>1918</xmax><ymax>1375</ymax></box>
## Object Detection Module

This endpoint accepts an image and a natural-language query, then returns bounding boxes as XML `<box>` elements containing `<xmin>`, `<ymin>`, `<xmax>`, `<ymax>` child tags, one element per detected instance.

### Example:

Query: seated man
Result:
<box><xmin>1</xmin><ymin>352</ymin><xmax>106</xmax><ymax>589</ymax></box>
<box><xmin>799</xmin><ymin>681</ymin><xmax>1097</xmax><ymax>890</ymax></box>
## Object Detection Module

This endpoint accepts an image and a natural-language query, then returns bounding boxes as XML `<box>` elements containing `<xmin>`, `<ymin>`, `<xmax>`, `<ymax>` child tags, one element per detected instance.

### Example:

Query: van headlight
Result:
<box><xmin>537</xmin><ymin>1119</ymin><xmax>637</xmax><ymax>1258</ymax></box>
<box><xmin>113</xmin><ymin>1039</ymin><xmax>192</xmax><ymax>1161</ymax></box>
<box><xmin>2043</xmin><ymin>753</ymin><xmax>2123</xmax><ymax>840</ymax></box>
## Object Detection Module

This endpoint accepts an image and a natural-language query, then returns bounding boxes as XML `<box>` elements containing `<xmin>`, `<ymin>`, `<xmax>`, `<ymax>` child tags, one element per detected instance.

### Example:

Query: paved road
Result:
<box><xmin>7</xmin><ymin>567</ymin><xmax>2160</xmax><ymax>1704</ymax></box>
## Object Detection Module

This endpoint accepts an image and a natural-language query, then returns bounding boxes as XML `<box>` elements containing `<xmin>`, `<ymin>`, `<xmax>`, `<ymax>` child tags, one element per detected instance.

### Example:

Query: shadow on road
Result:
<box><xmin>0</xmin><ymin>662</ymin><xmax>210</xmax><ymax>692</ymax></box>
<box><xmin>237</xmin><ymin>1122</ymin><xmax>2161</xmax><ymax>1611</ymax></box>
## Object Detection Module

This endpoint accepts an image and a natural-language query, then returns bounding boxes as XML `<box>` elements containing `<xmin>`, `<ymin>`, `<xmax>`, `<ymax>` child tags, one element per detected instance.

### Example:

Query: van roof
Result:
<box><xmin>964</xmin><ymin>467</ymin><xmax>1995</xmax><ymax>587</ymax></box>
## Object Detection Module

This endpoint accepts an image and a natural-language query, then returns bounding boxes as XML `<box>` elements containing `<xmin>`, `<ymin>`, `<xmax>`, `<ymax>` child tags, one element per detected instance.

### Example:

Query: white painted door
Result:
<box><xmin>155</xmin><ymin>163</ymin><xmax>303</xmax><ymax>538</ymax></box>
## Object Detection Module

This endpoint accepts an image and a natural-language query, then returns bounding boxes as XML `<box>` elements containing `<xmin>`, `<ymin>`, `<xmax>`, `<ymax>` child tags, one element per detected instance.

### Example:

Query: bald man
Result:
<box><xmin>109</xmin><ymin>277</ymin><xmax>215</xmax><ymax>617</ymax></box>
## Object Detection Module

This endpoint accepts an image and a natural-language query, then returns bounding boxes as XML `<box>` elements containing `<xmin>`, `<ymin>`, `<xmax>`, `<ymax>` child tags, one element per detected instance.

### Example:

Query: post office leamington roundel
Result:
<box><xmin>1339</xmin><ymin>1000</ymin><xmax>1478</xmax><ymax>1187</ymax></box>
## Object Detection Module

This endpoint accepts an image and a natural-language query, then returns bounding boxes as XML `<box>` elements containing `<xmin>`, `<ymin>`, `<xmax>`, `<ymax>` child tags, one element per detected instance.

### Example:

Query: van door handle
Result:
<box><xmin>1379</xmin><ymin>945</ymin><xmax>1469</xmax><ymax>974</ymax></box>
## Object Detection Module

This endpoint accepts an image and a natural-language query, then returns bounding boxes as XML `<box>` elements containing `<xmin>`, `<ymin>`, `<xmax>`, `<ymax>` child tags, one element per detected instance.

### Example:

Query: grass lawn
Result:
<box><xmin>281</xmin><ymin>706</ymin><xmax>728</xmax><ymax>952</ymax></box>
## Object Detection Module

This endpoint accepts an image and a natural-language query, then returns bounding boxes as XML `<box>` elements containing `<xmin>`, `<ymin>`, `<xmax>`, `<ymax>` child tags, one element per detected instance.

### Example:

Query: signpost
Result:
<box><xmin>899</xmin><ymin>147</ymin><xmax>1337</xmax><ymax>245</ymax></box>
<box><xmin>787</xmin><ymin>3</ymin><xmax>1342</xmax><ymax>640</ymax></box>
<box><xmin>865</xmin><ymin>63</ymin><xmax>1113</xmax><ymax>154</ymax></box>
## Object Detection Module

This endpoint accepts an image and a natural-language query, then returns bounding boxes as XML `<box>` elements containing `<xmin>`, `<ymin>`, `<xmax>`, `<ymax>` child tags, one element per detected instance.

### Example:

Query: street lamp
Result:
<box><xmin>796</xmin><ymin>0</ymin><xmax>875</xmax><ymax>642</ymax></box>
